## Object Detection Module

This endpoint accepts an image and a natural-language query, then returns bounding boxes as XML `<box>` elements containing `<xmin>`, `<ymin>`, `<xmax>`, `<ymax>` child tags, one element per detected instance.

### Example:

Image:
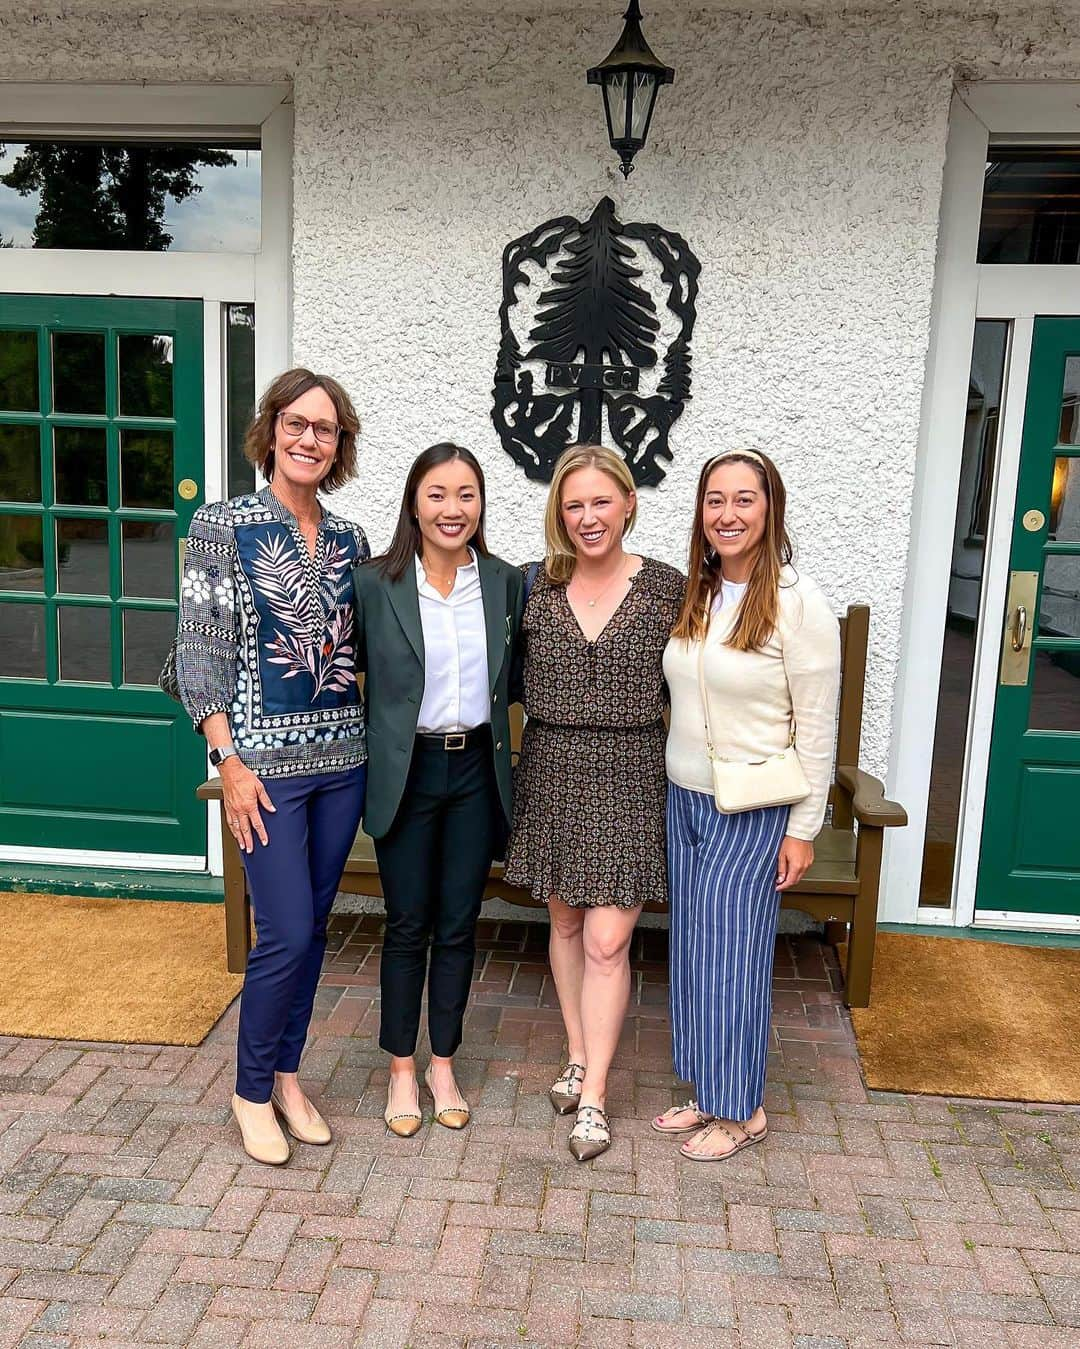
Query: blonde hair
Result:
<box><xmin>671</xmin><ymin>449</ymin><xmax>793</xmax><ymax>652</ymax></box>
<box><xmin>543</xmin><ymin>444</ymin><xmax>637</xmax><ymax>584</ymax></box>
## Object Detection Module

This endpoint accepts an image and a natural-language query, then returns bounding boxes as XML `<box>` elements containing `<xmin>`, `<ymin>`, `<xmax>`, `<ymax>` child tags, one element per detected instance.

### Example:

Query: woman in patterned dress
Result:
<box><xmin>176</xmin><ymin>368</ymin><xmax>369</xmax><ymax>1167</ymax></box>
<box><xmin>504</xmin><ymin>444</ymin><xmax>683</xmax><ymax>1161</ymax></box>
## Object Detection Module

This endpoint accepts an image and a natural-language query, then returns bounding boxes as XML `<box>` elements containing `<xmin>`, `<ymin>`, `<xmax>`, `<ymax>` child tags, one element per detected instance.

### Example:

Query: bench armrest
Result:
<box><xmin>197</xmin><ymin>776</ymin><xmax>224</xmax><ymax>802</ymax></box>
<box><xmin>835</xmin><ymin>765</ymin><xmax>907</xmax><ymax>828</ymax></box>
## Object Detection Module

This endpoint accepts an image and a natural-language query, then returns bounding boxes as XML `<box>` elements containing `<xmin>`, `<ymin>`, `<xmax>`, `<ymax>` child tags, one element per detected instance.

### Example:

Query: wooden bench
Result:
<box><xmin>199</xmin><ymin>603</ymin><xmax>906</xmax><ymax>1006</ymax></box>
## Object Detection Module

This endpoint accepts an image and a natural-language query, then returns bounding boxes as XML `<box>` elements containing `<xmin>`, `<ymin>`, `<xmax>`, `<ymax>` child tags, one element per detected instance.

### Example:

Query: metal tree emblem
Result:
<box><xmin>492</xmin><ymin>195</ymin><xmax>699</xmax><ymax>486</ymax></box>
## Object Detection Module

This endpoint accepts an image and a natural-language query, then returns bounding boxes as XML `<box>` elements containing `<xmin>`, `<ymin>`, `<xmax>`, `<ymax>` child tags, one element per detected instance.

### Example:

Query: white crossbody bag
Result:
<box><xmin>696</xmin><ymin>637</ymin><xmax>811</xmax><ymax>814</ymax></box>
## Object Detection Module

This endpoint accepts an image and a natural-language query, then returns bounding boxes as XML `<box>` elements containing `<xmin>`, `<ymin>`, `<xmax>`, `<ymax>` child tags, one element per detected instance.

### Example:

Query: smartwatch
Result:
<box><xmin>208</xmin><ymin>745</ymin><xmax>240</xmax><ymax>768</ymax></box>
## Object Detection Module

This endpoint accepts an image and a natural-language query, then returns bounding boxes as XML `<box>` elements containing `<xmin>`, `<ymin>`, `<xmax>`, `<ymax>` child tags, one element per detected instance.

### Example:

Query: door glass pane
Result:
<box><xmin>226</xmin><ymin>303</ymin><xmax>256</xmax><ymax>497</ymax></box>
<box><xmin>920</xmin><ymin>319</ymin><xmax>1010</xmax><ymax>906</ymax></box>
<box><xmin>0</xmin><ymin>140</ymin><xmax>260</xmax><ymax>252</ymax></box>
<box><xmin>979</xmin><ymin>148</ymin><xmax>1080</xmax><ymax>264</ymax></box>
<box><xmin>0</xmin><ymin>514</ymin><xmax>44</xmax><ymax>590</ymax></box>
<box><xmin>0</xmin><ymin>331</ymin><xmax>38</xmax><ymax>410</ymax></box>
<box><xmin>1050</xmin><ymin>456</ymin><xmax>1079</xmax><ymax>540</ymax></box>
<box><xmin>52</xmin><ymin>332</ymin><xmax>106</xmax><ymax>414</ymax></box>
<box><xmin>58</xmin><ymin>605</ymin><xmax>110</xmax><ymax>683</ymax></box>
<box><xmin>118</xmin><ymin>334</ymin><xmax>173</xmax><ymax>418</ymax></box>
<box><xmin>0</xmin><ymin>424</ymin><xmax>41</xmax><ymax>502</ymax></box>
<box><xmin>121</xmin><ymin>429</ymin><xmax>172</xmax><ymax>508</ymax></box>
<box><xmin>122</xmin><ymin>521</ymin><xmax>175</xmax><ymax>599</ymax></box>
<box><xmin>1040</xmin><ymin>555</ymin><xmax>1080</xmax><ymax>639</ymax></box>
<box><xmin>0</xmin><ymin>602</ymin><xmax>45</xmax><ymax>677</ymax></box>
<box><xmin>56</xmin><ymin>519</ymin><xmax>109</xmax><ymax>596</ymax></box>
<box><xmin>1028</xmin><ymin>649</ymin><xmax>1080</xmax><ymax>731</ymax></box>
<box><xmin>54</xmin><ymin>426</ymin><xmax>108</xmax><ymax>506</ymax></box>
<box><xmin>123</xmin><ymin>609</ymin><xmax>175</xmax><ymax>685</ymax></box>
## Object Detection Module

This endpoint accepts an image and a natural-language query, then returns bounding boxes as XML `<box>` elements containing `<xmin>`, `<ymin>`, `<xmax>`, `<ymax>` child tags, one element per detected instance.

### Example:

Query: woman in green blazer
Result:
<box><xmin>352</xmin><ymin>443</ymin><xmax>524</xmax><ymax>1137</ymax></box>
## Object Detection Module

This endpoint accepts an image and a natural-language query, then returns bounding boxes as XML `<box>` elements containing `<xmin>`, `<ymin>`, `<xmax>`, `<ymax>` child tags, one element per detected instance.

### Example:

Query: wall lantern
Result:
<box><xmin>587</xmin><ymin>0</ymin><xmax>675</xmax><ymax>179</ymax></box>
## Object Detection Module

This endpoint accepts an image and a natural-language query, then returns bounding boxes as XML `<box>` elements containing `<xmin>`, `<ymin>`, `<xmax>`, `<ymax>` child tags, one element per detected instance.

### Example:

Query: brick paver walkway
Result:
<box><xmin>0</xmin><ymin>917</ymin><xmax>1077</xmax><ymax>1348</ymax></box>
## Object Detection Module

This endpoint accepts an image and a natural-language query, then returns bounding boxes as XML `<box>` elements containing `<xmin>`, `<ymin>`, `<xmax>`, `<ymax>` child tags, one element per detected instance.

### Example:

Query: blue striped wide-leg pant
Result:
<box><xmin>666</xmin><ymin>783</ymin><xmax>789</xmax><ymax>1121</ymax></box>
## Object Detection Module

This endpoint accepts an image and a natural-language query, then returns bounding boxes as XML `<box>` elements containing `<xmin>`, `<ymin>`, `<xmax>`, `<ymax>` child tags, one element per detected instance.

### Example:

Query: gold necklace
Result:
<box><xmin>571</xmin><ymin>557</ymin><xmax>630</xmax><ymax>608</ymax></box>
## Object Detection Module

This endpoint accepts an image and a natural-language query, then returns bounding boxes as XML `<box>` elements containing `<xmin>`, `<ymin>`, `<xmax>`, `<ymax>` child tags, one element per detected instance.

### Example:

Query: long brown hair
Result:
<box><xmin>671</xmin><ymin>450</ymin><xmax>793</xmax><ymax>651</ymax></box>
<box><xmin>243</xmin><ymin>367</ymin><xmax>360</xmax><ymax>492</ymax></box>
<box><xmin>543</xmin><ymin>444</ymin><xmax>637</xmax><ymax>584</ymax></box>
<box><xmin>376</xmin><ymin>442</ymin><xmax>490</xmax><ymax>582</ymax></box>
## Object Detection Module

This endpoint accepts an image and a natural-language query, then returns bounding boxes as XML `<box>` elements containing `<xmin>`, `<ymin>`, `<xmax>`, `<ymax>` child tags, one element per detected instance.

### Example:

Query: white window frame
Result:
<box><xmin>883</xmin><ymin>82</ymin><xmax>1080</xmax><ymax>932</ymax></box>
<box><xmin>0</xmin><ymin>82</ymin><xmax>293</xmax><ymax>875</ymax></box>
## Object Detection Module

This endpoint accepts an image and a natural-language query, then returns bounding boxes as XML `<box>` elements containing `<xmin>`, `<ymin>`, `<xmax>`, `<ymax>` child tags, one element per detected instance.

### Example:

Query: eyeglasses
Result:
<box><xmin>276</xmin><ymin>412</ymin><xmax>341</xmax><ymax>445</ymax></box>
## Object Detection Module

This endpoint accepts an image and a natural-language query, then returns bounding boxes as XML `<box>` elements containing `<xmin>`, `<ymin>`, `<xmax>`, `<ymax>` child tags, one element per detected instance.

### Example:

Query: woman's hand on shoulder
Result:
<box><xmin>776</xmin><ymin>835</ymin><xmax>813</xmax><ymax>891</ymax></box>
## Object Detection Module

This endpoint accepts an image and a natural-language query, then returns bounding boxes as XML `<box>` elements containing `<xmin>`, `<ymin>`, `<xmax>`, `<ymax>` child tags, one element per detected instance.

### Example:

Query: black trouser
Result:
<box><xmin>374</xmin><ymin>728</ymin><xmax>499</xmax><ymax>1058</ymax></box>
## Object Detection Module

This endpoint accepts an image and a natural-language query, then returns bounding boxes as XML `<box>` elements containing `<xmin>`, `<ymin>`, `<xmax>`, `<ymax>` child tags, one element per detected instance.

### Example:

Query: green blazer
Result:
<box><xmin>352</xmin><ymin>553</ymin><xmax>525</xmax><ymax>840</ymax></box>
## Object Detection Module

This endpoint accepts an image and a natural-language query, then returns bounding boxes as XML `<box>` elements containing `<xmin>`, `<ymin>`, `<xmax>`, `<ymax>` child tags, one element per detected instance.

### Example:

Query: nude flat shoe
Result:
<box><xmin>271</xmin><ymin>1091</ymin><xmax>332</xmax><ymax>1145</ymax></box>
<box><xmin>232</xmin><ymin>1093</ymin><xmax>290</xmax><ymax>1166</ymax></box>
<box><xmin>384</xmin><ymin>1078</ymin><xmax>423</xmax><ymax>1138</ymax></box>
<box><xmin>423</xmin><ymin>1067</ymin><xmax>470</xmax><ymax>1130</ymax></box>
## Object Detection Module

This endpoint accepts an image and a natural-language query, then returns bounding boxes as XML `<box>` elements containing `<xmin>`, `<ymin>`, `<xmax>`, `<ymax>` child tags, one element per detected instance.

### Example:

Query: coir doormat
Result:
<box><xmin>0</xmin><ymin>891</ymin><xmax>242</xmax><ymax>1046</ymax></box>
<box><xmin>848</xmin><ymin>932</ymin><xmax>1080</xmax><ymax>1104</ymax></box>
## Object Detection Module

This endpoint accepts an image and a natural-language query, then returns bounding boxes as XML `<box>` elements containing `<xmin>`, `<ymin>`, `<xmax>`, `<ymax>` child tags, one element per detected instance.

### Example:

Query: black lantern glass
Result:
<box><xmin>587</xmin><ymin>1</ymin><xmax>675</xmax><ymax>178</ymax></box>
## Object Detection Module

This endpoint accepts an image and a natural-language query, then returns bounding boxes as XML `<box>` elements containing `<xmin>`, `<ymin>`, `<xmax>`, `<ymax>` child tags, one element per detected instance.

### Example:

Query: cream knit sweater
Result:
<box><xmin>663</xmin><ymin>569</ymin><xmax>841</xmax><ymax>841</ymax></box>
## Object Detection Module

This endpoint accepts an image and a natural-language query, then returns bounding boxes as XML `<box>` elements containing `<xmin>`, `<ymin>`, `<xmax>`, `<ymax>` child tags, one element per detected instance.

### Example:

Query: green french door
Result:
<box><xmin>0</xmin><ymin>295</ymin><xmax>207</xmax><ymax>858</ymax></box>
<box><xmin>977</xmin><ymin>317</ymin><xmax>1080</xmax><ymax>918</ymax></box>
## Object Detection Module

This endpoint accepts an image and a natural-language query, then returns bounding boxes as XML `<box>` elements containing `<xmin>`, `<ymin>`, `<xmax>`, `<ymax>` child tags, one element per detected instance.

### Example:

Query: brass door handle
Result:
<box><xmin>1000</xmin><ymin>571</ymin><xmax>1038</xmax><ymax>686</ymax></box>
<box><xmin>1011</xmin><ymin>604</ymin><xmax>1028</xmax><ymax>652</ymax></box>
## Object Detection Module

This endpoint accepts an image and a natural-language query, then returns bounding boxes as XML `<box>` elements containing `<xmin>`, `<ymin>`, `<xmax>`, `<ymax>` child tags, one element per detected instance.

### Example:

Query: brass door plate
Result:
<box><xmin>999</xmin><ymin>570</ymin><xmax>1039</xmax><ymax>686</ymax></box>
<box><xmin>177</xmin><ymin>478</ymin><xmax>198</xmax><ymax>501</ymax></box>
<box><xmin>1022</xmin><ymin>509</ymin><xmax>1046</xmax><ymax>532</ymax></box>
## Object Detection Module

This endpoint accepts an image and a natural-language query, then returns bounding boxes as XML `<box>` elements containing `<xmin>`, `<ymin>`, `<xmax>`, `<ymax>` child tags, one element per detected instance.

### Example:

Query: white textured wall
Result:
<box><xmin>6</xmin><ymin>3</ymin><xmax>1080</xmax><ymax>777</ymax></box>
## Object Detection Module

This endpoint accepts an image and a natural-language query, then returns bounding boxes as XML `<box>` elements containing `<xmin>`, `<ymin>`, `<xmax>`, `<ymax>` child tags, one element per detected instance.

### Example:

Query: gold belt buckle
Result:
<box><xmin>443</xmin><ymin>732</ymin><xmax>467</xmax><ymax>751</ymax></box>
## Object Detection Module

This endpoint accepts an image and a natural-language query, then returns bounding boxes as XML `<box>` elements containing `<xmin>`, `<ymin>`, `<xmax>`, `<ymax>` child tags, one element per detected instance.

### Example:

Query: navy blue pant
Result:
<box><xmin>235</xmin><ymin>764</ymin><xmax>366</xmax><ymax>1102</ymax></box>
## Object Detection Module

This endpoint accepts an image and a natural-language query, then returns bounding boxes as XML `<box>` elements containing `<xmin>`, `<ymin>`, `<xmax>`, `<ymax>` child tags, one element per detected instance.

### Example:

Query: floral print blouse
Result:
<box><xmin>175</xmin><ymin>486</ymin><xmax>370</xmax><ymax>779</ymax></box>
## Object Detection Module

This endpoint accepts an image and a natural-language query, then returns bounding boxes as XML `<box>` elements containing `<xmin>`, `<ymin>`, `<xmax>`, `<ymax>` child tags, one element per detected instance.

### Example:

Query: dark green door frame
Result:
<box><xmin>976</xmin><ymin>317</ymin><xmax>1080</xmax><ymax>918</ymax></box>
<box><xmin>0</xmin><ymin>294</ymin><xmax>206</xmax><ymax>858</ymax></box>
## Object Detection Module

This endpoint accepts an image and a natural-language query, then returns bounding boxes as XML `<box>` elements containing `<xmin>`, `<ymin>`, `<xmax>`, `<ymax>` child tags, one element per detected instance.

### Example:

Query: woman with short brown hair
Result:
<box><xmin>175</xmin><ymin>367</ymin><xmax>369</xmax><ymax>1167</ymax></box>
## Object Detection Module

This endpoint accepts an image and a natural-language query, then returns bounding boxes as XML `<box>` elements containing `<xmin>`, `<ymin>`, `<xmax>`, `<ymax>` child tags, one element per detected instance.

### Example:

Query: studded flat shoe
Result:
<box><xmin>568</xmin><ymin>1104</ymin><xmax>610</xmax><ymax>1162</ymax></box>
<box><xmin>548</xmin><ymin>1062</ymin><xmax>586</xmax><ymax>1115</ymax></box>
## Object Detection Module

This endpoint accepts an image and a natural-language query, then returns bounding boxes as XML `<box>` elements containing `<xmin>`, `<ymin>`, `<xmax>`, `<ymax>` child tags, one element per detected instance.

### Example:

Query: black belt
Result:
<box><xmin>415</xmin><ymin>725</ymin><xmax>491</xmax><ymax>751</ymax></box>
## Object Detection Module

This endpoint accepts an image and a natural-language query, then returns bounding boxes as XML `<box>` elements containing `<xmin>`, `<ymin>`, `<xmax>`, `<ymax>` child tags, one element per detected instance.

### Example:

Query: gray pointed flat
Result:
<box><xmin>568</xmin><ymin>1104</ymin><xmax>610</xmax><ymax>1162</ymax></box>
<box><xmin>549</xmin><ymin>1061</ymin><xmax>586</xmax><ymax>1115</ymax></box>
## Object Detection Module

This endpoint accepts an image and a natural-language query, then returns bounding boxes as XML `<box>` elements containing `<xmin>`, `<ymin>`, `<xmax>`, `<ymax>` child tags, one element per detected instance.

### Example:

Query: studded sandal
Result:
<box><xmin>650</xmin><ymin>1099</ymin><xmax>716</xmax><ymax>1136</ymax></box>
<box><xmin>568</xmin><ymin>1104</ymin><xmax>611</xmax><ymax>1162</ymax></box>
<box><xmin>679</xmin><ymin>1117</ymin><xmax>768</xmax><ymax>1162</ymax></box>
<box><xmin>548</xmin><ymin>1062</ymin><xmax>586</xmax><ymax>1115</ymax></box>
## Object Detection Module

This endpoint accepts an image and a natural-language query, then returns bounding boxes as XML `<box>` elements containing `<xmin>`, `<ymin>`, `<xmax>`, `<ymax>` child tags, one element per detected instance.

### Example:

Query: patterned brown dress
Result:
<box><xmin>503</xmin><ymin>556</ymin><xmax>685</xmax><ymax>909</ymax></box>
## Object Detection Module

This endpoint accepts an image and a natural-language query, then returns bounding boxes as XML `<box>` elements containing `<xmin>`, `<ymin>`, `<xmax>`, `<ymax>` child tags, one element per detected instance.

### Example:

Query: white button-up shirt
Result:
<box><xmin>414</xmin><ymin>552</ymin><xmax>491</xmax><ymax>733</ymax></box>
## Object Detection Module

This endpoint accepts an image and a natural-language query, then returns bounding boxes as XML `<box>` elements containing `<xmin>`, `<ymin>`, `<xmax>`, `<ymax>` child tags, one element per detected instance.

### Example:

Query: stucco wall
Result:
<box><xmin>5</xmin><ymin>4</ymin><xmax>1080</xmax><ymax>778</ymax></box>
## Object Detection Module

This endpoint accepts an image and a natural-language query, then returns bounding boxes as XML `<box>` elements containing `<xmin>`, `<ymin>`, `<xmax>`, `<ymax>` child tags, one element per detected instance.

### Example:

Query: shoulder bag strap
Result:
<box><xmin>696</xmin><ymin>626</ymin><xmax>718</xmax><ymax>764</ymax></box>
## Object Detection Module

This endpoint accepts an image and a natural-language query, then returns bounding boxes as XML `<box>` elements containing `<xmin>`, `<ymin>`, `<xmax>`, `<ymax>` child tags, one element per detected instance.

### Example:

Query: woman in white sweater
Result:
<box><xmin>657</xmin><ymin>449</ymin><xmax>840</xmax><ymax>1161</ymax></box>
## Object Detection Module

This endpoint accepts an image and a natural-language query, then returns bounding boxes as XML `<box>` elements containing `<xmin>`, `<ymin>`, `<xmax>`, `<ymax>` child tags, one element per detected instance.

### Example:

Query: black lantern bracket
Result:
<box><xmin>587</xmin><ymin>0</ymin><xmax>675</xmax><ymax>178</ymax></box>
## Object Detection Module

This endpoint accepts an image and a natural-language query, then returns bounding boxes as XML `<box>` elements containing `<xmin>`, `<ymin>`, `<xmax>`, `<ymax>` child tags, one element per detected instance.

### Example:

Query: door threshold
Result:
<box><xmin>881</xmin><ymin>920</ymin><xmax>1080</xmax><ymax>948</ymax></box>
<box><xmin>0</xmin><ymin>862</ymin><xmax>223</xmax><ymax>904</ymax></box>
